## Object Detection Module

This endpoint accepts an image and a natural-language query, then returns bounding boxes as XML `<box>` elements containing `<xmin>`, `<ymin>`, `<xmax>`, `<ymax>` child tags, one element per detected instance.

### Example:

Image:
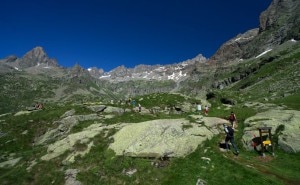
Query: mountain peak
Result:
<box><xmin>20</xmin><ymin>46</ymin><xmax>59</xmax><ymax>68</ymax></box>
<box><xmin>23</xmin><ymin>46</ymin><xmax>47</xmax><ymax>61</ymax></box>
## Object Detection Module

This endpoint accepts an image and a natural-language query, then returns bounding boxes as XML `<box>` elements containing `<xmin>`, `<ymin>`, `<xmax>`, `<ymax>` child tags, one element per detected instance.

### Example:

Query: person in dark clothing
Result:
<box><xmin>224</xmin><ymin>123</ymin><xmax>239</xmax><ymax>154</ymax></box>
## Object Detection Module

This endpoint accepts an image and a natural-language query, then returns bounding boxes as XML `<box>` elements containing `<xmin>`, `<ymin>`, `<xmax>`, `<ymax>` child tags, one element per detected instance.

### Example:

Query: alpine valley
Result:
<box><xmin>0</xmin><ymin>0</ymin><xmax>300</xmax><ymax>184</ymax></box>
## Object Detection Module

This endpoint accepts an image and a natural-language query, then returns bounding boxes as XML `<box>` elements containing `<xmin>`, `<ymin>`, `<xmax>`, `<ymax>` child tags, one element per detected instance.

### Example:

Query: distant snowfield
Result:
<box><xmin>97</xmin><ymin>62</ymin><xmax>190</xmax><ymax>81</ymax></box>
<box><xmin>99</xmin><ymin>74</ymin><xmax>111</xmax><ymax>78</ymax></box>
<box><xmin>168</xmin><ymin>71</ymin><xmax>187</xmax><ymax>81</ymax></box>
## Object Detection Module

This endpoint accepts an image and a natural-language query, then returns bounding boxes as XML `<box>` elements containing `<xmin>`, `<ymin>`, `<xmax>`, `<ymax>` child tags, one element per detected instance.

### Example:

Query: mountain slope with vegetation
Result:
<box><xmin>0</xmin><ymin>0</ymin><xmax>300</xmax><ymax>184</ymax></box>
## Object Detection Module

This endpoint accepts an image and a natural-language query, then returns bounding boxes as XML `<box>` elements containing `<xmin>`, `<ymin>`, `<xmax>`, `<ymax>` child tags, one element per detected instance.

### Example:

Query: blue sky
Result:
<box><xmin>0</xmin><ymin>0</ymin><xmax>272</xmax><ymax>71</ymax></box>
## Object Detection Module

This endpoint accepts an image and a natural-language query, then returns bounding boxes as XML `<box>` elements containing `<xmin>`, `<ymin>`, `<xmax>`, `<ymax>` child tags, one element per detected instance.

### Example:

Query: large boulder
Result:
<box><xmin>242</xmin><ymin>109</ymin><xmax>300</xmax><ymax>153</ymax></box>
<box><xmin>35</xmin><ymin>111</ymin><xmax>101</xmax><ymax>145</ymax></box>
<box><xmin>109</xmin><ymin>118</ymin><xmax>228</xmax><ymax>158</ymax></box>
<box><xmin>41</xmin><ymin>123</ymin><xmax>126</xmax><ymax>162</ymax></box>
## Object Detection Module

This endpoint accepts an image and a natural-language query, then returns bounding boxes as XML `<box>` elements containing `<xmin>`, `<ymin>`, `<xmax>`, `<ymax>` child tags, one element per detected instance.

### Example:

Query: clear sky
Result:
<box><xmin>0</xmin><ymin>0</ymin><xmax>272</xmax><ymax>71</ymax></box>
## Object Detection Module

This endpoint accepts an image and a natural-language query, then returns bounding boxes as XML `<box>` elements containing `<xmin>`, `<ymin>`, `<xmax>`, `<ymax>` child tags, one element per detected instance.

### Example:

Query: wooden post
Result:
<box><xmin>259</xmin><ymin>128</ymin><xmax>264</xmax><ymax>156</ymax></box>
<box><xmin>258</xmin><ymin>127</ymin><xmax>273</xmax><ymax>157</ymax></box>
<box><xmin>268</xmin><ymin>128</ymin><xmax>275</xmax><ymax>156</ymax></box>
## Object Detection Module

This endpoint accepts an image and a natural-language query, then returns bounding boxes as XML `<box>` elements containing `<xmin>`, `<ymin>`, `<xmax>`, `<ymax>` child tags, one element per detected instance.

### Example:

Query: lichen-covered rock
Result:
<box><xmin>41</xmin><ymin>123</ymin><xmax>126</xmax><ymax>161</ymax></box>
<box><xmin>35</xmin><ymin>114</ymin><xmax>101</xmax><ymax>145</ymax></box>
<box><xmin>0</xmin><ymin>157</ymin><xmax>22</xmax><ymax>168</ymax></box>
<box><xmin>60</xmin><ymin>109</ymin><xmax>76</xmax><ymax>118</ymax></box>
<box><xmin>109</xmin><ymin>118</ymin><xmax>227</xmax><ymax>158</ymax></box>
<box><xmin>242</xmin><ymin>109</ymin><xmax>300</xmax><ymax>153</ymax></box>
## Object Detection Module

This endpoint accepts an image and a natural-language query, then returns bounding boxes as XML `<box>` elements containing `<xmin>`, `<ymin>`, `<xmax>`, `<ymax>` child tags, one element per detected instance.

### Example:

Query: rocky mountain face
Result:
<box><xmin>88</xmin><ymin>54</ymin><xmax>206</xmax><ymax>82</ymax></box>
<box><xmin>0</xmin><ymin>47</ymin><xmax>59</xmax><ymax>71</ymax></box>
<box><xmin>22</xmin><ymin>46</ymin><xmax>58</xmax><ymax>68</ymax></box>
<box><xmin>197</xmin><ymin>0</ymin><xmax>300</xmax><ymax>91</ymax></box>
<box><xmin>259</xmin><ymin>0</ymin><xmax>300</xmax><ymax>39</ymax></box>
<box><xmin>208</xmin><ymin>0</ymin><xmax>300</xmax><ymax>66</ymax></box>
<box><xmin>67</xmin><ymin>64</ymin><xmax>91</xmax><ymax>79</ymax></box>
<box><xmin>208</xmin><ymin>29</ymin><xmax>260</xmax><ymax>65</ymax></box>
<box><xmin>87</xmin><ymin>67</ymin><xmax>105</xmax><ymax>78</ymax></box>
<box><xmin>0</xmin><ymin>0</ymin><xmax>299</xmax><ymax>105</ymax></box>
<box><xmin>85</xmin><ymin>54</ymin><xmax>207</xmax><ymax>98</ymax></box>
<box><xmin>1</xmin><ymin>1</ymin><xmax>300</xmax><ymax>184</ymax></box>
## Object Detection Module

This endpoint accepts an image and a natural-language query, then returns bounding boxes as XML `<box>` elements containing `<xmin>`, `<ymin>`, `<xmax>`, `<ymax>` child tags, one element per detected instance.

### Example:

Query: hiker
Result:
<box><xmin>138</xmin><ymin>103</ymin><xmax>142</xmax><ymax>112</ymax></box>
<box><xmin>196</xmin><ymin>103</ymin><xmax>202</xmax><ymax>113</ymax></box>
<box><xmin>37</xmin><ymin>103</ymin><xmax>44</xmax><ymax>109</ymax></box>
<box><xmin>223</xmin><ymin>123</ymin><xmax>239</xmax><ymax>154</ymax></box>
<box><xmin>132</xmin><ymin>99</ymin><xmax>136</xmax><ymax>107</ymax></box>
<box><xmin>204</xmin><ymin>105</ymin><xmax>209</xmax><ymax>115</ymax></box>
<box><xmin>35</xmin><ymin>102</ymin><xmax>44</xmax><ymax>110</ymax></box>
<box><xmin>228</xmin><ymin>111</ymin><xmax>237</xmax><ymax>128</ymax></box>
<box><xmin>34</xmin><ymin>102</ymin><xmax>40</xmax><ymax>109</ymax></box>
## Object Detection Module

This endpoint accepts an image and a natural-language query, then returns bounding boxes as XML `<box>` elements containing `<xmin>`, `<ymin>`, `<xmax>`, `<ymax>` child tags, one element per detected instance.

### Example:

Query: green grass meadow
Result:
<box><xmin>1</xmin><ymin>93</ymin><xmax>300</xmax><ymax>184</ymax></box>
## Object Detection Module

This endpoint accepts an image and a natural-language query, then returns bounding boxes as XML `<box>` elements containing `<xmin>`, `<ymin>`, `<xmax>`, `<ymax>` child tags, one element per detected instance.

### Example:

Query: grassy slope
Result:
<box><xmin>1</xmin><ymin>93</ymin><xmax>299</xmax><ymax>185</ymax></box>
<box><xmin>1</xmin><ymin>43</ymin><xmax>300</xmax><ymax>184</ymax></box>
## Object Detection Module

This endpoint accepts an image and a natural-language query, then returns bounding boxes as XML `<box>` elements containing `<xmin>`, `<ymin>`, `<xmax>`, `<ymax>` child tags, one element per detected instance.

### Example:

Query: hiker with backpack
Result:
<box><xmin>223</xmin><ymin>123</ymin><xmax>239</xmax><ymax>154</ymax></box>
<box><xmin>228</xmin><ymin>111</ymin><xmax>237</xmax><ymax>128</ymax></box>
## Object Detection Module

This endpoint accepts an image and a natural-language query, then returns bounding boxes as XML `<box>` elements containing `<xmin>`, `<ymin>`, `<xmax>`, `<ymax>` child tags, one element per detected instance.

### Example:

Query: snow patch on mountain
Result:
<box><xmin>255</xmin><ymin>49</ymin><xmax>272</xmax><ymax>58</ymax></box>
<box><xmin>0</xmin><ymin>47</ymin><xmax>206</xmax><ymax>82</ymax></box>
<box><xmin>168</xmin><ymin>71</ymin><xmax>187</xmax><ymax>81</ymax></box>
<box><xmin>91</xmin><ymin>54</ymin><xmax>207</xmax><ymax>82</ymax></box>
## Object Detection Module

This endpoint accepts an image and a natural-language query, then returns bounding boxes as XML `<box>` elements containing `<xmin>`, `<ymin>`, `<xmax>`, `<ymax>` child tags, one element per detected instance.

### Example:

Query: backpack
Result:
<box><xmin>226</xmin><ymin>126</ymin><xmax>234</xmax><ymax>137</ymax></box>
<box><xmin>229</xmin><ymin>114</ymin><xmax>235</xmax><ymax>121</ymax></box>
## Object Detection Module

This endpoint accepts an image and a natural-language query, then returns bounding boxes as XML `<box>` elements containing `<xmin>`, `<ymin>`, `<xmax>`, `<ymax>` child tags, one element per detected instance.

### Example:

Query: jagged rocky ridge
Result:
<box><xmin>0</xmin><ymin>46</ymin><xmax>58</xmax><ymax>70</ymax></box>
<box><xmin>86</xmin><ymin>54</ymin><xmax>207</xmax><ymax>82</ymax></box>
<box><xmin>0</xmin><ymin>0</ymin><xmax>299</xmax><ymax>106</ymax></box>
<box><xmin>0</xmin><ymin>1</ymin><xmax>300</xmax><ymax>184</ymax></box>
<box><xmin>208</xmin><ymin>0</ymin><xmax>300</xmax><ymax>65</ymax></box>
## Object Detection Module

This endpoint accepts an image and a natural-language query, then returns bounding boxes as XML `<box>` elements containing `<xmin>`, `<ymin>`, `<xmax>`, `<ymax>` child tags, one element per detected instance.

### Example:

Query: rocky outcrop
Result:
<box><xmin>259</xmin><ymin>0</ymin><xmax>300</xmax><ymax>39</ymax></box>
<box><xmin>212</xmin><ymin>55</ymin><xmax>279</xmax><ymax>89</ymax></box>
<box><xmin>40</xmin><ymin>122</ymin><xmax>126</xmax><ymax>162</ymax></box>
<box><xmin>246</xmin><ymin>0</ymin><xmax>300</xmax><ymax>57</ymax></box>
<box><xmin>68</xmin><ymin>64</ymin><xmax>91</xmax><ymax>79</ymax></box>
<box><xmin>209</xmin><ymin>29</ymin><xmax>259</xmax><ymax>65</ymax></box>
<box><xmin>0</xmin><ymin>46</ymin><xmax>59</xmax><ymax>72</ymax></box>
<box><xmin>65</xmin><ymin>169</ymin><xmax>82</xmax><ymax>185</ymax></box>
<box><xmin>0</xmin><ymin>157</ymin><xmax>22</xmax><ymax>168</ymax></box>
<box><xmin>35</xmin><ymin>111</ymin><xmax>101</xmax><ymax>145</ymax></box>
<box><xmin>242</xmin><ymin>109</ymin><xmax>300</xmax><ymax>153</ymax></box>
<box><xmin>109</xmin><ymin>117</ymin><xmax>228</xmax><ymax>158</ymax></box>
<box><xmin>213</xmin><ymin>0</ymin><xmax>299</xmax><ymax>64</ymax></box>
<box><xmin>87</xmin><ymin>67</ymin><xmax>105</xmax><ymax>78</ymax></box>
<box><xmin>22</xmin><ymin>46</ymin><xmax>58</xmax><ymax>68</ymax></box>
<box><xmin>97</xmin><ymin>54</ymin><xmax>206</xmax><ymax>82</ymax></box>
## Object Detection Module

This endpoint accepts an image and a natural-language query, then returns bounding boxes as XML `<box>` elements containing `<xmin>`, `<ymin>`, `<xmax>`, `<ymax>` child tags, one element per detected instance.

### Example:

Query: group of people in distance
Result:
<box><xmin>195</xmin><ymin>103</ymin><xmax>238</xmax><ymax>155</ymax></box>
<box><xmin>196</xmin><ymin>103</ymin><xmax>209</xmax><ymax>115</ymax></box>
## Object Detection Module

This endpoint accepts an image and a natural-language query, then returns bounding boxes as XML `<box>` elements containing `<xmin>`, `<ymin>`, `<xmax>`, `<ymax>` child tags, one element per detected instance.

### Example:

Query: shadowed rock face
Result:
<box><xmin>21</xmin><ymin>46</ymin><xmax>58</xmax><ymax>68</ymax></box>
<box><xmin>207</xmin><ymin>0</ymin><xmax>300</xmax><ymax>67</ymax></box>
<box><xmin>209</xmin><ymin>29</ymin><xmax>259</xmax><ymax>65</ymax></box>
<box><xmin>242</xmin><ymin>109</ymin><xmax>300</xmax><ymax>153</ymax></box>
<box><xmin>0</xmin><ymin>46</ymin><xmax>59</xmax><ymax>70</ymax></box>
<box><xmin>109</xmin><ymin>117</ymin><xmax>228</xmax><ymax>158</ymax></box>
<box><xmin>259</xmin><ymin>0</ymin><xmax>300</xmax><ymax>33</ymax></box>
